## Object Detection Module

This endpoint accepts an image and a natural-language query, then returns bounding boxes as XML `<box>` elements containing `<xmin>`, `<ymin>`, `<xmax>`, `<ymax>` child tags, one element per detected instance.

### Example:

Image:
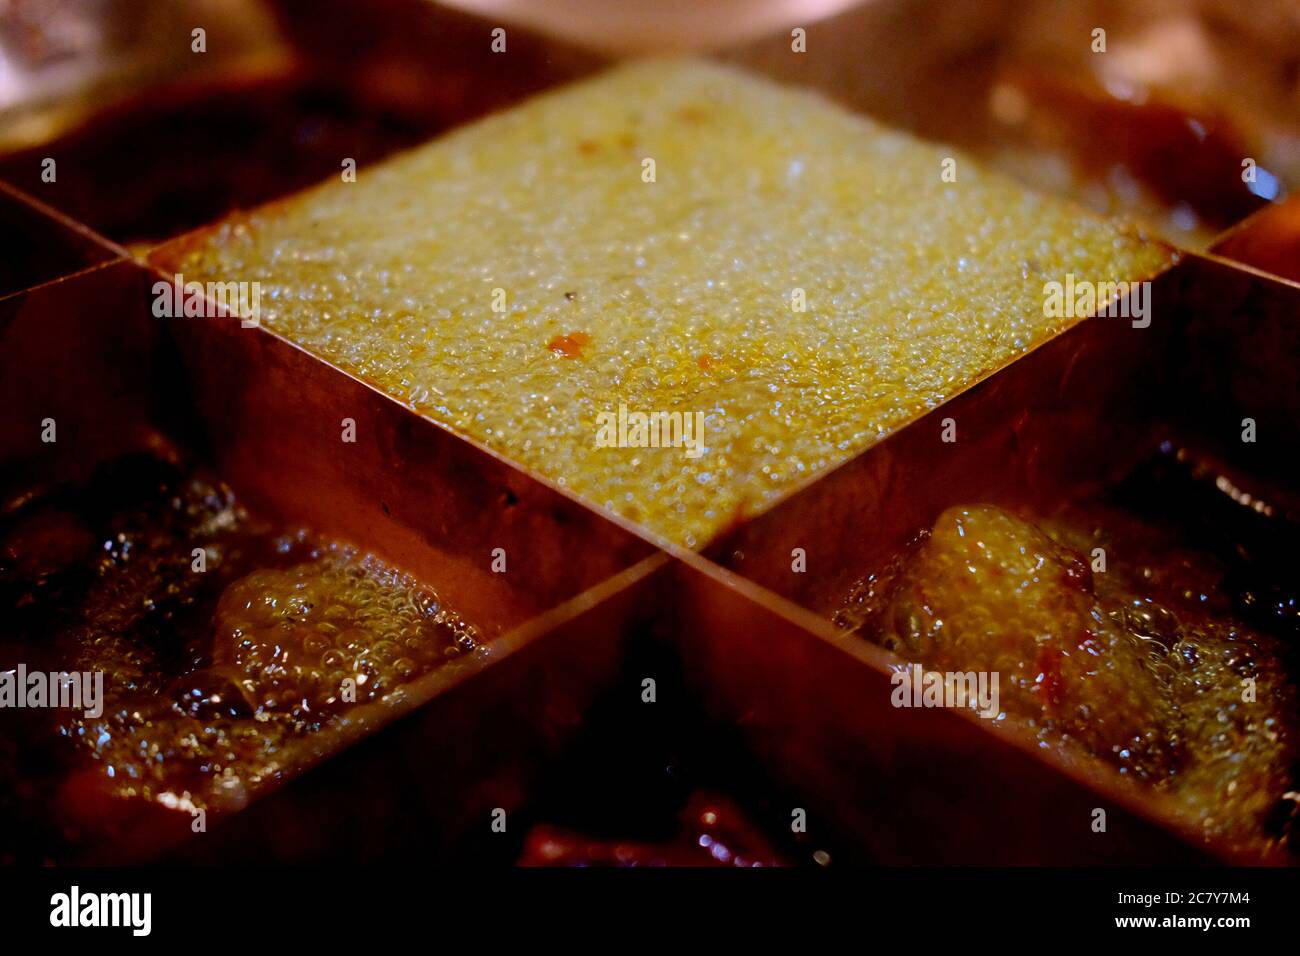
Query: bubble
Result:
<box><xmin>840</xmin><ymin>504</ymin><xmax>1296</xmax><ymax>854</ymax></box>
<box><xmin>36</xmin><ymin>462</ymin><xmax>479</xmax><ymax>823</ymax></box>
<box><xmin>173</xmin><ymin>61</ymin><xmax>1169</xmax><ymax>547</ymax></box>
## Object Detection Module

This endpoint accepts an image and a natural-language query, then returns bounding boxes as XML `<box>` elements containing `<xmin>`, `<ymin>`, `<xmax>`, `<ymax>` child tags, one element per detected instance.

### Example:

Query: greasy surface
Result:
<box><xmin>837</xmin><ymin>473</ymin><xmax>1298</xmax><ymax>856</ymax></box>
<box><xmin>170</xmin><ymin>60</ymin><xmax>1171</xmax><ymax>547</ymax></box>
<box><xmin>0</xmin><ymin>446</ymin><xmax>477</xmax><ymax>863</ymax></box>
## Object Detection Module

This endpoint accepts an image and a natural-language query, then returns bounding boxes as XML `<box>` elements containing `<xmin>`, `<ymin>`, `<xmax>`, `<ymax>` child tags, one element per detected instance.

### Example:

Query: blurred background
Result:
<box><xmin>2</xmin><ymin>0</ymin><xmax>1297</xmax><ymax>247</ymax></box>
<box><xmin>441</xmin><ymin>0</ymin><xmax>864</xmax><ymax>51</ymax></box>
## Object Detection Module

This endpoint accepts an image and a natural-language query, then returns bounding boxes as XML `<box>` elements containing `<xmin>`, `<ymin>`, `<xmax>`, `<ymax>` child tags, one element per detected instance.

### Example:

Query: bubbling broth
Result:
<box><xmin>835</xmin><ymin>442</ymin><xmax>1300</xmax><ymax>857</ymax></box>
<box><xmin>0</xmin><ymin>442</ymin><xmax>478</xmax><ymax>863</ymax></box>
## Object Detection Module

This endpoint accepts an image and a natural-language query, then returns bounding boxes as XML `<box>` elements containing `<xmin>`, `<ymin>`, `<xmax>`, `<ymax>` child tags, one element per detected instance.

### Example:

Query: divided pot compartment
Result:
<box><xmin>3</xmin><ymin>0</ymin><xmax>1300</xmax><ymax>867</ymax></box>
<box><xmin>0</xmin><ymin>249</ymin><xmax>656</xmax><ymax>863</ymax></box>
<box><xmin>665</xmin><ymin>553</ymin><xmax>1216</xmax><ymax>864</ymax></box>
<box><xmin>705</xmin><ymin>253</ymin><xmax>1300</xmax><ymax>863</ymax></box>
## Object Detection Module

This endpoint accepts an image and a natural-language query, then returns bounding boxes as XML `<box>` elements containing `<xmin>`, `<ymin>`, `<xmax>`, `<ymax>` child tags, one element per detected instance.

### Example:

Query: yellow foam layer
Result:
<box><xmin>170</xmin><ymin>60</ymin><xmax>1172</xmax><ymax>546</ymax></box>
